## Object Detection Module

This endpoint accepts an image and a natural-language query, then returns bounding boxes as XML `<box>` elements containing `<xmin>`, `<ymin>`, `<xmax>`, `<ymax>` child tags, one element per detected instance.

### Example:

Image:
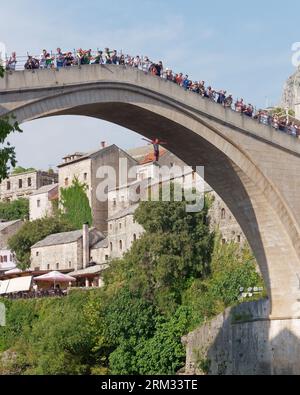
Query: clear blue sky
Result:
<box><xmin>1</xmin><ymin>0</ymin><xmax>299</xmax><ymax>169</ymax></box>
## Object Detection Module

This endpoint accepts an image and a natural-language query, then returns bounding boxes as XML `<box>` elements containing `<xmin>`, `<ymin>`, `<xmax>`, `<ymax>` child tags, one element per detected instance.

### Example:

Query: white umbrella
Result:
<box><xmin>34</xmin><ymin>271</ymin><xmax>76</xmax><ymax>289</ymax></box>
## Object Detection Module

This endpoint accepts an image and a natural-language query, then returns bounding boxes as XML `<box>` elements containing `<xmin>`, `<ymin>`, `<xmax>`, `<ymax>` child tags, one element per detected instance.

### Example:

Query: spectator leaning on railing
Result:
<box><xmin>3</xmin><ymin>48</ymin><xmax>300</xmax><ymax>138</ymax></box>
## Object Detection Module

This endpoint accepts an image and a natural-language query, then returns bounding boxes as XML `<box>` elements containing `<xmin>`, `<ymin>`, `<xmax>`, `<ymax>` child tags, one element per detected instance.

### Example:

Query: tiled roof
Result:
<box><xmin>92</xmin><ymin>237</ymin><xmax>109</xmax><ymax>250</ymax></box>
<box><xmin>139</xmin><ymin>149</ymin><xmax>167</xmax><ymax>165</ymax></box>
<box><xmin>31</xmin><ymin>184</ymin><xmax>58</xmax><ymax>196</ymax></box>
<box><xmin>32</xmin><ymin>229</ymin><xmax>104</xmax><ymax>249</ymax></box>
<box><xmin>0</xmin><ymin>220</ymin><xmax>23</xmax><ymax>232</ymax></box>
<box><xmin>108</xmin><ymin>203</ymin><xmax>139</xmax><ymax>221</ymax></box>
<box><xmin>127</xmin><ymin>145</ymin><xmax>168</xmax><ymax>165</ymax></box>
<box><xmin>68</xmin><ymin>264</ymin><xmax>109</xmax><ymax>277</ymax></box>
<box><xmin>58</xmin><ymin>145</ymin><xmax>138</xmax><ymax>168</ymax></box>
<box><xmin>127</xmin><ymin>145</ymin><xmax>153</xmax><ymax>160</ymax></box>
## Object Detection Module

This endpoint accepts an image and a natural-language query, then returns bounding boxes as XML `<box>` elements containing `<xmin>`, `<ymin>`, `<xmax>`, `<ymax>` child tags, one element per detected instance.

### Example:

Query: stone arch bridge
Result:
<box><xmin>1</xmin><ymin>65</ymin><xmax>300</xmax><ymax>320</ymax></box>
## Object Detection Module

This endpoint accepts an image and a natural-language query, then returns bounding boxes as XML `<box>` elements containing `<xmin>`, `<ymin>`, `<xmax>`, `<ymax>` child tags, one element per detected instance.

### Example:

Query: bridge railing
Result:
<box><xmin>2</xmin><ymin>50</ymin><xmax>151</xmax><ymax>71</ymax></box>
<box><xmin>2</xmin><ymin>49</ymin><xmax>300</xmax><ymax>138</ymax></box>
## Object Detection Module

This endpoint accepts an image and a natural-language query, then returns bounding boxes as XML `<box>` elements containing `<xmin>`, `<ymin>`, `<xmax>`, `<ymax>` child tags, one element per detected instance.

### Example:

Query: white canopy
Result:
<box><xmin>0</xmin><ymin>276</ymin><xmax>33</xmax><ymax>295</ymax></box>
<box><xmin>4</xmin><ymin>268</ymin><xmax>22</xmax><ymax>275</ymax></box>
<box><xmin>34</xmin><ymin>271</ymin><xmax>76</xmax><ymax>283</ymax></box>
<box><xmin>0</xmin><ymin>280</ymin><xmax>10</xmax><ymax>295</ymax></box>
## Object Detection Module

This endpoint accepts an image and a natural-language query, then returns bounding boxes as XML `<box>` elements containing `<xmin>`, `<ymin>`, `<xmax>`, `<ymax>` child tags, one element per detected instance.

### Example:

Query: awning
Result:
<box><xmin>0</xmin><ymin>280</ymin><xmax>10</xmax><ymax>295</ymax></box>
<box><xmin>5</xmin><ymin>276</ymin><xmax>33</xmax><ymax>294</ymax></box>
<box><xmin>68</xmin><ymin>264</ymin><xmax>109</xmax><ymax>278</ymax></box>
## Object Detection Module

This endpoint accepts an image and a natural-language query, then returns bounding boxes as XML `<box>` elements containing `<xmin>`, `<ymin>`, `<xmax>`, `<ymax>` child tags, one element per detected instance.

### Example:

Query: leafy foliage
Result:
<box><xmin>60</xmin><ymin>177</ymin><xmax>93</xmax><ymax>229</ymax></box>
<box><xmin>8</xmin><ymin>217</ymin><xmax>74</xmax><ymax>270</ymax></box>
<box><xmin>0</xmin><ymin>115</ymin><xmax>22</xmax><ymax>181</ymax></box>
<box><xmin>0</xmin><ymin>198</ymin><xmax>29</xmax><ymax>221</ymax></box>
<box><xmin>11</xmin><ymin>167</ymin><xmax>36</xmax><ymax>175</ymax></box>
<box><xmin>270</xmin><ymin>107</ymin><xmax>295</xmax><ymax>117</ymax></box>
<box><xmin>0</xmin><ymin>67</ymin><xmax>22</xmax><ymax>181</ymax></box>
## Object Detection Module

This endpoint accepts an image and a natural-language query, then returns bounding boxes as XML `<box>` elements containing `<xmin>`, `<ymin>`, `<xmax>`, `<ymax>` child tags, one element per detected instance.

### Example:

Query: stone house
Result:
<box><xmin>0</xmin><ymin>170</ymin><xmax>58</xmax><ymax>202</ymax></box>
<box><xmin>27</xmin><ymin>144</ymin><xmax>247</xmax><ymax>274</ymax></box>
<box><xmin>101</xmin><ymin>146</ymin><xmax>246</xmax><ymax>263</ymax></box>
<box><xmin>0</xmin><ymin>220</ymin><xmax>24</xmax><ymax>272</ymax></box>
<box><xmin>29</xmin><ymin>184</ymin><xmax>59</xmax><ymax>221</ymax></box>
<box><xmin>57</xmin><ymin>143</ymin><xmax>138</xmax><ymax>233</ymax></box>
<box><xmin>30</xmin><ymin>226</ymin><xmax>105</xmax><ymax>272</ymax></box>
<box><xmin>128</xmin><ymin>146</ymin><xmax>245</xmax><ymax>245</ymax></box>
<box><xmin>107</xmin><ymin>204</ymin><xmax>144</xmax><ymax>260</ymax></box>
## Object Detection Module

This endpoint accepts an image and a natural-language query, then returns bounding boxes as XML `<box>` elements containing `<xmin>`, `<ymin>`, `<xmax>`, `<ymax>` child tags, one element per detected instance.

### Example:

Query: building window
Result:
<box><xmin>37</xmin><ymin>199</ymin><xmax>41</xmax><ymax>208</ymax></box>
<box><xmin>3</xmin><ymin>256</ymin><xmax>7</xmax><ymax>263</ymax></box>
<box><xmin>65</xmin><ymin>178</ymin><xmax>69</xmax><ymax>187</ymax></box>
<box><xmin>237</xmin><ymin>235</ymin><xmax>241</xmax><ymax>243</ymax></box>
<box><xmin>47</xmin><ymin>264</ymin><xmax>50</xmax><ymax>270</ymax></box>
<box><xmin>105</xmin><ymin>255</ymin><xmax>109</xmax><ymax>261</ymax></box>
<box><xmin>84</xmin><ymin>173</ymin><xmax>88</xmax><ymax>181</ymax></box>
<box><xmin>119</xmin><ymin>240</ymin><xmax>123</xmax><ymax>251</ymax></box>
<box><xmin>221</xmin><ymin>208</ymin><xmax>226</xmax><ymax>220</ymax></box>
<box><xmin>19</xmin><ymin>179</ymin><xmax>23</xmax><ymax>189</ymax></box>
<box><xmin>69</xmin><ymin>261</ymin><xmax>72</xmax><ymax>268</ymax></box>
<box><xmin>56</xmin><ymin>263</ymin><xmax>59</xmax><ymax>270</ymax></box>
<box><xmin>113</xmin><ymin>199</ymin><xmax>117</xmax><ymax>208</ymax></box>
<box><xmin>110</xmin><ymin>242</ymin><xmax>113</xmax><ymax>252</ymax></box>
<box><xmin>7</xmin><ymin>181</ymin><xmax>11</xmax><ymax>190</ymax></box>
<box><xmin>28</xmin><ymin>178</ymin><xmax>32</xmax><ymax>187</ymax></box>
<box><xmin>133</xmin><ymin>234</ymin><xmax>137</xmax><ymax>242</ymax></box>
<box><xmin>0</xmin><ymin>256</ymin><xmax>2</xmax><ymax>263</ymax></box>
<box><xmin>119</xmin><ymin>222</ymin><xmax>122</xmax><ymax>230</ymax></box>
<box><xmin>36</xmin><ymin>251</ymin><xmax>39</xmax><ymax>257</ymax></box>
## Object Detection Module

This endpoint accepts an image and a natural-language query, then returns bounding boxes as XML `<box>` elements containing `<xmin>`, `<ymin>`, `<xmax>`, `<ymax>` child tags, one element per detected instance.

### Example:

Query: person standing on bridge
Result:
<box><xmin>142</xmin><ymin>138</ymin><xmax>167</xmax><ymax>163</ymax></box>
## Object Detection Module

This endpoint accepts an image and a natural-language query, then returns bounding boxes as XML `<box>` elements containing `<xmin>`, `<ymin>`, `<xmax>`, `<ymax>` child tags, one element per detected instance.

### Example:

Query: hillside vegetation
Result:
<box><xmin>0</xmin><ymin>194</ymin><xmax>264</xmax><ymax>375</ymax></box>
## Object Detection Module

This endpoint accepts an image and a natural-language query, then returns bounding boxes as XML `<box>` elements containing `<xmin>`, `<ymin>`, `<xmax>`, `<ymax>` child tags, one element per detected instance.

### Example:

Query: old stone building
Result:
<box><xmin>27</xmin><ymin>144</ymin><xmax>247</xmax><ymax>276</ymax></box>
<box><xmin>0</xmin><ymin>170</ymin><xmax>58</xmax><ymax>202</ymax></box>
<box><xmin>208</xmin><ymin>192</ymin><xmax>246</xmax><ymax>244</ymax></box>
<box><xmin>29</xmin><ymin>184</ymin><xmax>58</xmax><ymax>221</ymax></box>
<box><xmin>128</xmin><ymin>146</ymin><xmax>245</xmax><ymax>246</ymax></box>
<box><xmin>107</xmin><ymin>204</ymin><xmax>144</xmax><ymax>260</ymax></box>
<box><xmin>0</xmin><ymin>220</ymin><xmax>24</xmax><ymax>273</ymax></box>
<box><xmin>30</xmin><ymin>226</ymin><xmax>105</xmax><ymax>272</ymax></box>
<box><xmin>58</xmin><ymin>143</ymin><xmax>137</xmax><ymax>233</ymax></box>
<box><xmin>102</xmin><ymin>146</ymin><xmax>246</xmax><ymax>263</ymax></box>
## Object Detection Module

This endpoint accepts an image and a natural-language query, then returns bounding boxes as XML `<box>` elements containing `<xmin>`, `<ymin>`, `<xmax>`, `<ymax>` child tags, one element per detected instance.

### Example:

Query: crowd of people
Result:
<box><xmin>4</xmin><ymin>48</ymin><xmax>299</xmax><ymax>137</ymax></box>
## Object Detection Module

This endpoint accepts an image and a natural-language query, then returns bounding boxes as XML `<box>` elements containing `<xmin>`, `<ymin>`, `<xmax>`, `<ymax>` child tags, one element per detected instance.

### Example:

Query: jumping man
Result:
<box><xmin>142</xmin><ymin>137</ymin><xmax>167</xmax><ymax>163</ymax></box>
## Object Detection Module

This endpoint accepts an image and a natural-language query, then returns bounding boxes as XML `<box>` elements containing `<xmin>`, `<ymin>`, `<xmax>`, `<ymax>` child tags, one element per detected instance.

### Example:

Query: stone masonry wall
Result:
<box><xmin>183</xmin><ymin>299</ymin><xmax>300</xmax><ymax>375</ymax></box>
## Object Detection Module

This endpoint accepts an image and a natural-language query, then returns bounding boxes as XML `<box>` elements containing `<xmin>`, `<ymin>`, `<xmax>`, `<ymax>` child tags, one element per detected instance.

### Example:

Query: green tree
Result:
<box><xmin>11</xmin><ymin>167</ymin><xmax>36</xmax><ymax>175</ymax></box>
<box><xmin>270</xmin><ymin>107</ymin><xmax>295</xmax><ymax>117</ymax></box>
<box><xmin>8</xmin><ymin>217</ymin><xmax>73</xmax><ymax>270</ymax></box>
<box><xmin>60</xmin><ymin>177</ymin><xmax>93</xmax><ymax>229</ymax></box>
<box><xmin>0</xmin><ymin>186</ymin><xmax>264</xmax><ymax>376</ymax></box>
<box><xmin>0</xmin><ymin>198</ymin><xmax>29</xmax><ymax>221</ymax></box>
<box><xmin>0</xmin><ymin>66</ymin><xmax>22</xmax><ymax>181</ymax></box>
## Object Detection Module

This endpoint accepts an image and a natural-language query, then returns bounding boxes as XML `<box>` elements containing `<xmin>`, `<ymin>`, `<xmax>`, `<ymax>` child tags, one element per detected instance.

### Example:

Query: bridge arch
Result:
<box><xmin>1</xmin><ymin>65</ymin><xmax>300</xmax><ymax>318</ymax></box>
